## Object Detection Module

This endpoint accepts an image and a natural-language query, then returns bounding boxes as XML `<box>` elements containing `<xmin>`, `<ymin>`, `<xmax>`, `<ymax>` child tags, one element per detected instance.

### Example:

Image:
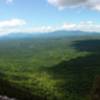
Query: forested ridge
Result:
<box><xmin>0</xmin><ymin>35</ymin><xmax>100</xmax><ymax>100</ymax></box>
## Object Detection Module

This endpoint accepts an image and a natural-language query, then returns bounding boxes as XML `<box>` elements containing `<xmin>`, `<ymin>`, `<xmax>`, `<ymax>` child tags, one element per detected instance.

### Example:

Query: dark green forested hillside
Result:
<box><xmin>0</xmin><ymin>34</ymin><xmax>100</xmax><ymax>100</ymax></box>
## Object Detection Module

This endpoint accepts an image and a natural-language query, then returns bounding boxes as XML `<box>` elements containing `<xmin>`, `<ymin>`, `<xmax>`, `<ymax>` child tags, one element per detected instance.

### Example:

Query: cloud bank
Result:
<box><xmin>26</xmin><ymin>21</ymin><xmax>100</xmax><ymax>33</ymax></box>
<box><xmin>62</xmin><ymin>21</ymin><xmax>100</xmax><ymax>32</ymax></box>
<box><xmin>19</xmin><ymin>21</ymin><xmax>100</xmax><ymax>33</ymax></box>
<box><xmin>0</xmin><ymin>19</ymin><xmax>100</xmax><ymax>36</ymax></box>
<box><xmin>48</xmin><ymin>0</ymin><xmax>100</xmax><ymax>11</ymax></box>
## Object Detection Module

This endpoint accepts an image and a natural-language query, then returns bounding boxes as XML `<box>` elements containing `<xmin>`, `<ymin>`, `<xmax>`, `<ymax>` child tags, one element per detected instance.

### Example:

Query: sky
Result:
<box><xmin>0</xmin><ymin>0</ymin><xmax>100</xmax><ymax>35</ymax></box>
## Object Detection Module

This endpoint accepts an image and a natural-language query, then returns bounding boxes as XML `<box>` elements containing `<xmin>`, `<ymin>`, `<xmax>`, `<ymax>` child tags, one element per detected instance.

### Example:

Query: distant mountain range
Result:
<box><xmin>0</xmin><ymin>30</ymin><xmax>100</xmax><ymax>40</ymax></box>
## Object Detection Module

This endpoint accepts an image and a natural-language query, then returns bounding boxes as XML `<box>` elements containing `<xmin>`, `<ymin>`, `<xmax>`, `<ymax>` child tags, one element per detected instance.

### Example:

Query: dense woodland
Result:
<box><xmin>0</xmin><ymin>33</ymin><xmax>100</xmax><ymax>100</ymax></box>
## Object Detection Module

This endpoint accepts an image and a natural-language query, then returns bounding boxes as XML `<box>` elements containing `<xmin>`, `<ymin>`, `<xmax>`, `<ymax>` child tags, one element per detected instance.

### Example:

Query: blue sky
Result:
<box><xmin>0</xmin><ymin>0</ymin><xmax>100</xmax><ymax>35</ymax></box>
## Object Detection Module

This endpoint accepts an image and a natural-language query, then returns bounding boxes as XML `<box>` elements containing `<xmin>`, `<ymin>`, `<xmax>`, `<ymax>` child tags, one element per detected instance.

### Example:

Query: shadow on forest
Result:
<box><xmin>47</xmin><ymin>39</ymin><xmax>100</xmax><ymax>96</ymax></box>
<box><xmin>72</xmin><ymin>39</ymin><xmax>100</xmax><ymax>52</ymax></box>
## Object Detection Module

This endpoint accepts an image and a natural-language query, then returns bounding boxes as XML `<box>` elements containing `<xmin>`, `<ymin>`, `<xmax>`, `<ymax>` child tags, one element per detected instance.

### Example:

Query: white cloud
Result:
<box><xmin>48</xmin><ymin>0</ymin><xmax>87</xmax><ymax>9</ymax></box>
<box><xmin>19</xmin><ymin>26</ymin><xmax>58</xmax><ymax>33</ymax></box>
<box><xmin>63</xmin><ymin>23</ymin><xmax>76</xmax><ymax>30</ymax></box>
<box><xmin>62</xmin><ymin>21</ymin><xmax>100</xmax><ymax>32</ymax></box>
<box><xmin>0</xmin><ymin>18</ymin><xmax>26</xmax><ymax>36</ymax></box>
<box><xmin>32</xmin><ymin>26</ymin><xmax>59</xmax><ymax>33</ymax></box>
<box><xmin>48</xmin><ymin>0</ymin><xmax>100</xmax><ymax>11</ymax></box>
<box><xmin>0</xmin><ymin>19</ymin><xmax>26</xmax><ymax>28</ymax></box>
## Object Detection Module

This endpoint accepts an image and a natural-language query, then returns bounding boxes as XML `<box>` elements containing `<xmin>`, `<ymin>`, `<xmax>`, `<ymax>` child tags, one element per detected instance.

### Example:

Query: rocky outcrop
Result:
<box><xmin>0</xmin><ymin>95</ymin><xmax>16</xmax><ymax>100</ymax></box>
